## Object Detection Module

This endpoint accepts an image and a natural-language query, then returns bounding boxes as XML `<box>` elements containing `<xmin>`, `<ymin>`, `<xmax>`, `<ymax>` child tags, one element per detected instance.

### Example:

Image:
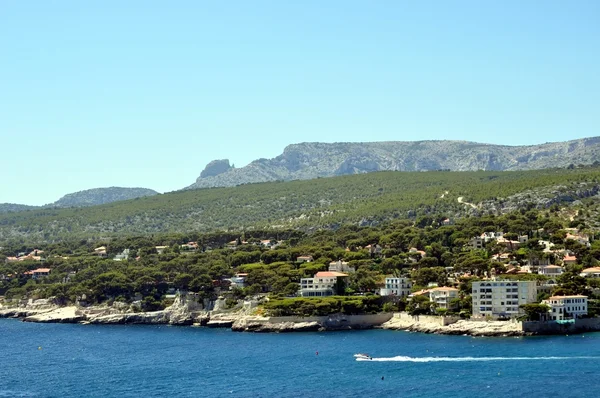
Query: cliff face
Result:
<box><xmin>199</xmin><ymin>159</ymin><xmax>233</xmax><ymax>178</ymax></box>
<box><xmin>186</xmin><ymin>137</ymin><xmax>600</xmax><ymax>190</ymax></box>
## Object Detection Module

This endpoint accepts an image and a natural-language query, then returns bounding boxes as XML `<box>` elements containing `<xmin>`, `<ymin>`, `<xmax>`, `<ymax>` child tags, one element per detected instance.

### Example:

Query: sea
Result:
<box><xmin>1</xmin><ymin>319</ymin><xmax>599</xmax><ymax>398</ymax></box>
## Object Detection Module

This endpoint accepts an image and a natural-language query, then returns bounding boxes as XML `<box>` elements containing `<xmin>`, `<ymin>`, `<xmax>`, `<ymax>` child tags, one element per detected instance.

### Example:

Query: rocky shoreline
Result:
<box><xmin>3</xmin><ymin>300</ymin><xmax>597</xmax><ymax>336</ymax></box>
<box><xmin>378</xmin><ymin>314</ymin><xmax>528</xmax><ymax>337</ymax></box>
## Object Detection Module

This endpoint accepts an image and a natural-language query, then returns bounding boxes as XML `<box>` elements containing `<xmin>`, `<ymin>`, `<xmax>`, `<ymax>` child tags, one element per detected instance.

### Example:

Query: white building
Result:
<box><xmin>429</xmin><ymin>287</ymin><xmax>459</xmax><ymax>310</ymax></box>
<box><xmin>328</xmin><ymin>260</ymin><xmax>355</xmax><ymax>273</ymax></box>
<box><xmin>543</xmin><ymin>295</ymin><xmax>588</xmax><ymax>320</ymax></box>
<box><xmin>379</xmin><ymin>277</ymin><xmax>412</xmax><ymax>297</ymax></box>
<box><xmin>472</xmin><ymin>280</ymin><xmax>537</xmax><ymax>319</ymax></box>
<box><xmin>538</xmin><ymin>265</ymin><xmax>564</xmax><ymax>276</ymax></box>
<box><xmin>299</xmin><ymin>271</ymin><xmax>348</xmax><ymax>297</ymax></box>
<box><xmin>469</xmin><ymin>237</ymin><xmax>484</xmax><ymax>249</ymax></box>
<box><xmin>113</xmin><ymin>249</ymin><xmax>130</xmax><ymax>261</ymax></box>
<box><xmin>229</xmin><ymin>273</ymin><xmax>247</xmax><ymax>289</ymax></box>
<box><xmin>580</xmin><ymin>267</ymin><xmax>600</xmax><ymax>278</ymax></box>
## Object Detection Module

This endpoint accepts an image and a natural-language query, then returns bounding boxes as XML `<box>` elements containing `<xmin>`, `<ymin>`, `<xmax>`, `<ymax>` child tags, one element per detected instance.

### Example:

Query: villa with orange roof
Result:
<box><xmin>580</xmin><ymin>267</ymin><xmax>600</xmax><ymax>278</ymax></box>
<box><xmin>299</xmin><ymin>271</ymin><xmax>348</xmax><ymax>297</ymax></box>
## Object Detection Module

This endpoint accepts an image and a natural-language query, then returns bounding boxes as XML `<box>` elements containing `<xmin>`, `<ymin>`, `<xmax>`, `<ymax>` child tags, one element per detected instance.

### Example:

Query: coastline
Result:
<box><xmin>3</xmin><ymin>299</ymin><xmax>600</xmax><ymax>336</ymax></box>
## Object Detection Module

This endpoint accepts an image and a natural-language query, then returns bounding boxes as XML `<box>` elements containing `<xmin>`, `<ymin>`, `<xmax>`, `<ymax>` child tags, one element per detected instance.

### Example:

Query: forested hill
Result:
<box><xmin>2</xmin><ymin>166</ymin><xmax>600</xmax><ymax>242</ymax></box>
<box><xmin>187</xmin><ymin>137</ymin><xmax>600</xmax><ymax>189</ymax></box>
<box><xmin>52</xmin><ymin>187</ymin><xmax>159</xmax><ymax>208</ymax></box>
<box><xmin>0</xmin><ymin>187</ymin><xmax>159</xmax><ymax>214</ymax></box>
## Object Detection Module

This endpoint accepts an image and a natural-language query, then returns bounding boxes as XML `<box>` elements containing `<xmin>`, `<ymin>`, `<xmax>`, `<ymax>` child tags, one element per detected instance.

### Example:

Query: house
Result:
<box><xmin>471</xmin><ymin>280</ymin><xmax>537</xmax><ymax>319</ymax></box>
<box><xmin>409</xmin><ymin>289</ymin><xmax>431</xmax><ymax>298</ymax></box>
<box><xmin>580</xmin><ymin>267</ymin><xmax>600</xmax><ymax>278</ymax></box>
<box><xmin>565</xmin><ymin>233</ymin><xmax>590</xmax><ymax>247</ymax></box>
<box><xmin>94</xmin><ymin>246</ymin><xmax>107</xmax><ymax>258</ymax></box>
<box><xmin>328</xmin><ymin>260</ymin><xmax>355</xmax><ymax>273</ymax></box>
<box><xmin>365</xmin><ymin>244</ymin><xmax>382</xmax><ymax>257</ymax></box>
<box><xmin>429</xmin><ymin>287</ymin><xmax>459</xmax><ymax>310</ymax></box>
<box><xmin>226</xmin><ymin>240</ymin><xmax>239</xmax><ymax>249</ymax></box>
<box><xmin>496</xmin><ymin>237</ymin><xmax>521</xmax><ymax>250</ymax></box>
<box><xmin>114</xmin><ymin>249</ymin><xmax>130</xmax><ymax>261</ymax></box>
<box><xmin>299</xmin><ymin>271</ymin><xmax>348</xmax><ymax>297</ymax></box>
<box><xmin>469</xmin><ymin>237</ymin><xmax>484</xmax><ymax>249</ymax></box>
<box><xmin>379</xmin><ymin>277</ymin><xmax>412</xmax><ymax>297</ymax></box>
<box><xmin>537</xmin><ymin>265</ymin><xmax>564</xmax><ymax>276</ymax></box>
<box><xmin>297</xmin><ymin>256</ymin><xmax>314</xmax><ymax>263</ymax></box>
<box><xmin>563</xmin><ymin>254</ymin><xmax>577</xmax><ymax>265</ymax></box>
<box><xmin>181</xmin><ymin>242</ymin><xmax>199</xmax><ymax>251</ymax></box>
<box><xmin>155</xmin><ymin>246</ymin><xmax>169</xmax><ymax>254</ymax></box>
<box><xmin>408</xmin><ymin>247</ymin><xmax>427</xmax><ymax>263</ymax></box>
<box><xmin>260</xmin><ymin>240</ymin><xmax>273</xmax><ymax>248</ymax></box>
<box><xmin>518</xmin><ymin>235</ymin><xmax>529</xmax><ymax>244</ymax></box>
<box><xmin>481</xmin><ymin>231</ymin><xmax>503</xmax><ymax>242</ymax></box>
<box><xmin>543</xmin><ymin>295</ymin><xmax>588</xmax><ymax>320</ymax></box>
<box><xmin>29</xmin><ymin>268</ymin><xmax>51</xmax><ymax>279</ymax></box>
<box><xmin>229</xmin><ymin>273</ymin><xmax>248</xmax><ymax>289</ymax></box>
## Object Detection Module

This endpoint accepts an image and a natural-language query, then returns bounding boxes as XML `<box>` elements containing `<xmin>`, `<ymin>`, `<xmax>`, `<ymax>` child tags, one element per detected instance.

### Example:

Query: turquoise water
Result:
<box><xmin>1</xmin><ymin>319</ymin><xmax>600</xmax><ymax>397</ymax></box>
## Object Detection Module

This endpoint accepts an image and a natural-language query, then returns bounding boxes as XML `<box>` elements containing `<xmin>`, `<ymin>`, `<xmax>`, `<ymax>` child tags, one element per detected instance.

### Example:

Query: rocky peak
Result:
<box><xmin>200</xmin><ymin>159</ymin><xmax>233</xmax><ymax>178</ymax></box>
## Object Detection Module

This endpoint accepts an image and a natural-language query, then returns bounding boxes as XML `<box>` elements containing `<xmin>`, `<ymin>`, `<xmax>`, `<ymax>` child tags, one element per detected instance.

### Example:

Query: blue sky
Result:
<box><xmin>1</xmin><ymin>0</ymin><xmax>599</xmax><ymax>205</ymax></box>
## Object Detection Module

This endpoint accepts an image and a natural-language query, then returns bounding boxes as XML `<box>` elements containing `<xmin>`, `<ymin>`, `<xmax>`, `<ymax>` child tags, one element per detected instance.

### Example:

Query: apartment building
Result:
<box><xmin>472</xmin><ymin>280</ymin><xmax>537</xmax><ymax>319</ymax></box>
<box><xmin>379</xmin><ymin>277</ymin><xmax>412</xmax><ymax>297</ymax></box>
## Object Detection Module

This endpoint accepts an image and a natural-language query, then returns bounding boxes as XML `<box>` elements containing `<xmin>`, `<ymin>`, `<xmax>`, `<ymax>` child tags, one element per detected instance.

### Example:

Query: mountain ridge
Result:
<box><xmin>188</xmin><ymin>137</ymin><xmax>600</xmax><ymax>190</ymax></box>
<box><xmin>0</xmin><ymin>187</ymin><xmax>159</xmax><ymax>213</ymax></box>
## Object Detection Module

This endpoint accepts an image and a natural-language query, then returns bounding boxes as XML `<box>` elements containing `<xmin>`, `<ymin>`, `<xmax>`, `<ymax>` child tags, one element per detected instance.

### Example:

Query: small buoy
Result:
<box><xmin>38</xmin><ymin>346</ymin><xmax>42</xmax><ymax>350</ymax></box>
<box><xmin>381</xmin><ymin>376</ymin><xmax>384</xmax><ymax>381</ymax></box>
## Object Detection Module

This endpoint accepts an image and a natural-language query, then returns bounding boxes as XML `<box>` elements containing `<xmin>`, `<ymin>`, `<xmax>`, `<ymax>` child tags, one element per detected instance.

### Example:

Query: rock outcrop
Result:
<box><xmin>199</xmin><ymin>159</ymin><xmax>233</xmax><ymax>178</ymax></box>
<box><xmin>231</xmin><ymin>317</ymin><xmax>321</xmax><ymax>332</ymax></box>
<box><xmin>23</xmin><ymin>306</ymin><xmax>85</xmax><ymax>323</ymax></box>
<box><xmin>186</xmin><ymin>137</ymin><xmax>600</xmax><ymax>190</ymax></box>
<box><xmin>380</xmin><ymin>314</ymin><xmax>526</xmax><ymax>337</ymax></box>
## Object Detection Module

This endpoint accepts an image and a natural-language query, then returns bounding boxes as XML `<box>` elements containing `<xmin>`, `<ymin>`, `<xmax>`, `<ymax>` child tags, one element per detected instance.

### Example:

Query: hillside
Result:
<box><xmin>187</xmin><ymin>137</ymin><xmax>600</xmax><ymax>189</ymax></box>
<box><xmin>0</xmin><ymin>203</ymin><xmax>37</xmax><ymax>214</ymax></box>
<box><xmin>51</xmin><ymin>187</ymin><xmax>159</xmax><ymax>208</ymax></box>
<box><xmin>2</xmin><ymin>166</ymin><xmax>600</xmax><ymax>242</ymax></box>
<box><xmin>0</xmin><ymin>187</ymin><xmax>159</xmax><ymax>214</ymax></box>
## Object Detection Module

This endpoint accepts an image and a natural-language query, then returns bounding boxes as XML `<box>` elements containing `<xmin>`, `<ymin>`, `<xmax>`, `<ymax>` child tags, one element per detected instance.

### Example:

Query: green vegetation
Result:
<box><xmin>1</xmin><ymin>200</ymin><xmax>600</xmax><ymax>317</ymax></box>
<box><xmin>2</xmin><ymin>166</ymin><xmax>600</xmax><ymax>242</ymax></box>
<box><xmin>263</xmin><ymin>296</ymin><xmax>383</xmax><ymax>317</ymax></box>
<box><xmin>2</xmin><ymin>166</ymin><xmax>600</xmax><ymax>319</ymax></box>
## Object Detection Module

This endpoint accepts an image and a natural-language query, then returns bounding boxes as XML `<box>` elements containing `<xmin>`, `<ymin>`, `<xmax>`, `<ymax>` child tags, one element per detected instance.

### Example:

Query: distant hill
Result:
<box><xmin>0</xmin><ymin>203</ymin><xmax>37</xmax><ymax>214</ymax></box>
<box><xmin>52</xmin><ymin>187</ymin><xmax>159</xmax><ymax>208</ymax></box>
<box><xmin>2</xmin><ymin>166</ymin><xmax>600</xmax><ymax>241</ymax></box>
<box><xmin>187</xmin><ymin>137</ymin><xmax>600</xmax><ymax>189</ymax></box>
<box><xmin>0</xmin><ymin>187</ymin><xmax>159</xmax><ymax>213</ymax></box>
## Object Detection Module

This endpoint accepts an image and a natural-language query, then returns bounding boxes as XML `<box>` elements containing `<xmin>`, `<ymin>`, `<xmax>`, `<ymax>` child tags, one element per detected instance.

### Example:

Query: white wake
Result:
<box><xmin>356</xmin><ymin>356</ymin><xmax>599</xmax><ymax>362</ymax></box>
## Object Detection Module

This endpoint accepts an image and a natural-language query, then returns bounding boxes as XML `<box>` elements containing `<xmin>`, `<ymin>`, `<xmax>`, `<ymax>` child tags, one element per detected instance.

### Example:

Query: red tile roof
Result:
<box><xmin>315</xmin><ymin>271</ymin><xmax>348</xmax><ymax>277</ymax></box>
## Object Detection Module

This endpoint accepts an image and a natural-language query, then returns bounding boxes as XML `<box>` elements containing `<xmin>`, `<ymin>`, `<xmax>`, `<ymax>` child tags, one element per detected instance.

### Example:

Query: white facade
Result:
<box><xmin>580</xmin><ymin>267</ymin><xmax>600</xmax><ymax>278</ymax></box>
<box><xmin>544</xmin><ymin>295</ymin><xmax>588</xmax><ymax>320</ymax></box>
<box><xmin>472</xmin><ymin>280</ymin><xmax>537</xmax><ymax>318</ymax></box>
<box><xmin>429</xmin><ymin>287</ymin><xmax>459</xmax><ymax>310</ymax></box>
<box><xmin>538</xmin><ymin>265</ymin><xmax>564</xmax><ymax>276</ymax></box>
<box><xmin>300</xmin><ymin>272</ymin><xmax>347</xmax><ymax>297</ymax></box>
<box><xmin>380</xmin><ymin>277</ymin><xmax>412</xmax><ymax>297</ymax></box>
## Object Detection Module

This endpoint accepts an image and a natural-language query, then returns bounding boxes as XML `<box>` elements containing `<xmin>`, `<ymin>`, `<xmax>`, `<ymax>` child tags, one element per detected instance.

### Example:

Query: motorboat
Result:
<box><xmin>354</xmin><ymin>353</ymin><xmax>372</xmax><ymax>360</ymax></box>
